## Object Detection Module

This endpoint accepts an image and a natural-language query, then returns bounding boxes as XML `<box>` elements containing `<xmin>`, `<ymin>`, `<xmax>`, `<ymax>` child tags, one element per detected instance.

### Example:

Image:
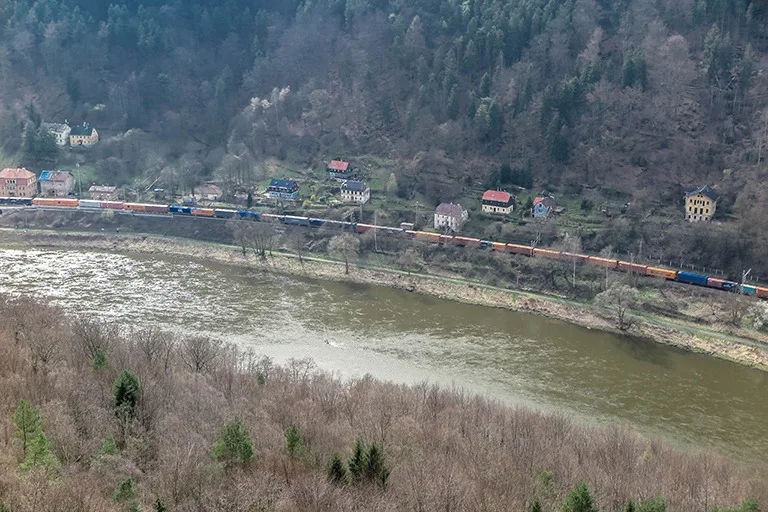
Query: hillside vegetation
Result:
<box><xmin>0</xmin><ymin>293</ymin><xmax>766</xmax><ymax>511</ymax></box>
<box><xmin>1</xmin><ymin>0</ymin><xmax>767</xmax><ymax>275</ymax></box>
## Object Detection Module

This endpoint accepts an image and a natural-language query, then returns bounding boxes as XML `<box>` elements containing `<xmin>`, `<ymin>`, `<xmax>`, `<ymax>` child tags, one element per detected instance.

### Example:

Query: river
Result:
<box><xmin>0</xmin><ymin>247</ymin><xmax>766</xmax><ymax>461</ymax></box>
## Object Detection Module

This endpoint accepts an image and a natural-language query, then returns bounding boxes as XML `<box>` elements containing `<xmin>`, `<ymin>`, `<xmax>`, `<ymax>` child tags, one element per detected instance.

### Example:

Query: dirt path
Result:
<box><xmin>2</xmin><ymin>227</ymin><xmax>768</xmax><ymax>370</ymax></box>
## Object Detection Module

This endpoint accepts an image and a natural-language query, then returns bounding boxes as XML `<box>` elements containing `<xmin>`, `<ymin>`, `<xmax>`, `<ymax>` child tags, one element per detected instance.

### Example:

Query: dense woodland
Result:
<box><xmin>1</xmin><ymin>0</ymin><xmax>768</xmax><ymax>274</ymax></box>
<box><xmin>0</xmin><ymin>294</ymin><xmax>766</xmax><ymax>511</ymax></box>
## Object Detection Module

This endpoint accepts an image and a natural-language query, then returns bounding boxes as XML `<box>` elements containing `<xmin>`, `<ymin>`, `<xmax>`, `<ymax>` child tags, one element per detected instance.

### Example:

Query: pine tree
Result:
<box><xmin>14</xmin><ymin>400</ymin><xmax>42</xmax><ymax>455</ymax></box>
<box><xmin>530</xmin><ymin>499</ymin><xmax>542</xmax><ymax>512</ymax></box>
<box><xmin>561</xmin><ymin>482</ymin><xmax>598</xmax><ymax>512</ymax></box>
<box><xmin>113</xmin><ymin>478</ymin><xmax>136</xmax><ymax>503</ymax></box>
<box><xmin>284</xmin><ymin>425</ymin><xmax>305</xmax><ymax>458</ymax></box>
<box><xmin>328</xmin><ymin>454</ymin><xmax>347</xmax><ymax>484</ymax></box>
<box><xmin>113</xmin><ymin>370</ymin><xmax>141</xmax><ymax>417</ymax></box>
<box><xmin>364</xmin><ymin>443</ymin><xmax>384</xmax><ymax>482</ymax></box>
<box><xmin>212</xmin><ymin>419</ymin><xmax>254</xmax><ymax>467</ymax></box>
<box><xmin>347</xmin><ymin>439</ymin><xmax>367</xmax><ymax>481</ymax></box>
<box><xmin>20</xmin><ymin>431</ymin><xmax>57</xmax><ymax>472</ymax></box>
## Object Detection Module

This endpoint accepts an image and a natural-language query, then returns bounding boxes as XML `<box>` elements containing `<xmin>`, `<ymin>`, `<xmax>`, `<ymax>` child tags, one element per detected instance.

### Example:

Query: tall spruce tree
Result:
<box><xmin>14</xmin><ymin>400</ymin><xmax>42</xmax><ymax>455</ymax></box>
<box><xmin>561</xmin><ymin>482</ymin><xmax>598</xmax><ymax>512</ymax></box>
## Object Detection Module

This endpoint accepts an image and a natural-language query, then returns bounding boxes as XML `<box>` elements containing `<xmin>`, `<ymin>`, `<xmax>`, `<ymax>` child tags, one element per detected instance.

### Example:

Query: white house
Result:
<box><xmin>42</xmin><ymin>123</ymin><xmax>71</xmax><ymax>146</ymax></box>
<box><xmin>340</xmin><ymin>180</ymin><xmax>370</xmax><ymax>204</ymax></box>
<box><xmin>434</xmin><ymin>202</ymin><xmax>468</xmax><ymax>232</ymax></box>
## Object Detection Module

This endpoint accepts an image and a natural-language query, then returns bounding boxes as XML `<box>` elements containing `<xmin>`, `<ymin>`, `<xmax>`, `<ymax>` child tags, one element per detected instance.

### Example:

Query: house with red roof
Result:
<box><xmin>481</xmin><ymin>190</ymin><xmax>515</xmax><ymax>215</ymax></box>
<box><xmin>532</xmin><ymin>196</ymin><xmax>555</xmax><ymax>218</ymax></box>
<box><xmin>327</xmin><ymin>159</ymin><xmax>354</xmax><ymax>180</ymax></box>
<box><xmin>0</xmin><ymin>168</ymin><xmax>37</xmax><ymax>197</ymax></box>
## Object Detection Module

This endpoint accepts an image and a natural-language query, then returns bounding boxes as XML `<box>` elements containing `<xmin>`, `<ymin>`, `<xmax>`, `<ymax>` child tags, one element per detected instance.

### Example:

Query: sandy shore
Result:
<box><xmin>3</xmin><ymin>228</ymin><xmax>768</xmax><ymax>370</ymax></box>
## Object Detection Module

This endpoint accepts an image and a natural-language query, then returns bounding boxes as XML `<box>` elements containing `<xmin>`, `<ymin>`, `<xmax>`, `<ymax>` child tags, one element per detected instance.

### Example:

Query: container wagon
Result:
<box><xmin>78</xmin><ymin>200</ymin><xmax>101</xmax><ymax>208</ymax></box>
<box><xmin>0</xmin><ymin>197</ymin><xmax>33</xmax><ymax>205</ymax></box>
<box><xmin>214</xmin><ymin>209</ymin><xmax>237</xmax><ymax>219</ymax></box>
<box><xmin>453</xmin><ymin>236</ymin><xmax>479</xmax><ymax>247</ymax></box>
<box><xmin>32</xmin><ymin>198</ymin><xmax>79</xmax><ymax>207</ymax></box>
<box><xmin>561</xmin><ymin>252</ymin><xmax>589</xmax><ymax>263</ymax></box>
<box><xmin>618</xmin><ymin>261</ymin><xmax>648</xmax><ymax>274</ymax></box>
<box><xmin>706</xmin><ymin>277</ymin><xmax>738</xmax><ymax>291</ymax></box>
<box><xmin>480</xmin><ymin>240</ymin><xmax>493</xmax><ymax>249</ymax></box>
<box><xmin>355</xmin><ymin>223</ymin><xmax>375</xmax><ymax>233</ymax></box>
<box><xmin>413</xmin><ymin>231</ymin><xmax>441</xmax><ymax>243</ymax></box>
<box><xmin>742</xmin><ymin>284</ymin><xmax>757</xmax><ymax>296</ymax></box>
<box><xmin>491</xmin><ymin>242</ymin><xmax>506</xmax><ymax>251</ymax></box>
<box><xmin>308</xmin><ymin>218</ymin><xmax>326</xmax><ymax>227</ymax></box>
<box><xmin>533</xmin><ymin>248</ymin><xmax>561</xmax><ymax>259</ymax></box>
<box><xmin>588</xmin><ymin>256</ymin><xmax>619</xmax><ymax>269</ymax></box>
<box><xmin>439</xmin><ymin>234</ymin><xmax>453</xmax><ymax>245</ymax></box>
<box><xmin>646</xmin><ymin>267</ymin><xmax>677</xmax><ymax>280</ymax></box>
<box><xmin>506</xmin><ymin>244</ymin><xmax>533</xmax><ymax>256</ymax></box>
<box><xmin>676</xmin><ymin>271</ymin><xmax>709</xmax><ymax>287</ymax></box>
<box><xmin>191</xmin><ymin>208</ymin><xmax>215</xmax><ymax>217</ymax></box>
<box><xmin>756</xmin><ymin>286</ymin><xmax>768</xmax><ymax>299</ymax></box>
<box><xmin>123</xmin><ymin>203</ymin><xmax>169</xmax><ymax>214</ymax></box>
<box><xmin>100</xmin><ymin>201</ymin><xmax>124</xmax><ymax>209</ymax></box>
<box><xmin>169</xmin><ymin>205</ymin><xmax>192</xmax><ymax>214</ymax></box>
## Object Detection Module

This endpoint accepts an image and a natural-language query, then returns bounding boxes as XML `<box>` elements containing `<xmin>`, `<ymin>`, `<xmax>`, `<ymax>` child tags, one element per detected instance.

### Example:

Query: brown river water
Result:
<box><xmin>0</xmin><ymin>248</ymin><xmax>766</xmax><ymax>461</ymax></box>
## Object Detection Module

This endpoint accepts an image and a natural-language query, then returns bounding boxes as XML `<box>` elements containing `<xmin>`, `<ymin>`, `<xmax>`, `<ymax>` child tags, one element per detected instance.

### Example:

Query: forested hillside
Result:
<box><xmin>1</xmin><ymin>0</ymin><xmax>767</xmax><ymax>269</ymax></box>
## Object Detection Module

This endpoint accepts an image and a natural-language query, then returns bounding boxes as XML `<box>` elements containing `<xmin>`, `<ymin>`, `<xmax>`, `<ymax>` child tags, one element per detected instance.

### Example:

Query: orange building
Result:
<box><xmin>0</xmin><ymin>168</ymin><xmax>37</xmax><ymax>197</ymax></box>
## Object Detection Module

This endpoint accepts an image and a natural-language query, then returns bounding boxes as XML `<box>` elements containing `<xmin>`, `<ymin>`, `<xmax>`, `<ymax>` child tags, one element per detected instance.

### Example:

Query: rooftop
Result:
<box><xmin>341</xmin><ymin>180</ymin><xmax>368</xmax><ymax>192</ymax></box>
<box><xmin>196</xmin><ymin>184</ymin><xmax>222</xmax><ymax>195</ymax></box>
<box><xmin>328</xmin><ymin>160</ymin><xmax>350</xmax><ymax>172</ymax></box>
<box><xmin>436</xmin><ymin>202</ymin><xmax>466</xmax><ymax>217</ymax></box>
<box><xmin>88</xmin><ymin>185</ymin><xmax>117</xmax><ymax>193</ymax></box>
<box><xmin>42</xmin><ymin>122</ymin><xmax>70</xmax><ymax>133</ymax></box>
<box><xmin>0</xmin><ymin>168</ymin><xmax>35</xmax><ymax>180</ymax></box>
<box><xmin>39</xmin><ymin>170</ymin><xmax>72</xmax><ymax>182</ymax></box>
<box><xmin>268</xmin><ymin>178</ymin><xmax>298</xmax><ymax>190</ymax></box>
<box><xmin>70</xmin><ymin>123</ymin><xmax>95</xmax><ymax>136</ymax></box>
<box><xmin>482</xmin><ymin>190</ymin><xmax>513</xmax><ymax>203</ymax></box>
<box><xmin>685</xmin><ymin>185</ymin><xmax>719</xmax><ymax>202</ymax></box>
<box><xmin>533</xmin><ymin>196</ymin><xmax>554</xmax><ymax>207</ymax></box>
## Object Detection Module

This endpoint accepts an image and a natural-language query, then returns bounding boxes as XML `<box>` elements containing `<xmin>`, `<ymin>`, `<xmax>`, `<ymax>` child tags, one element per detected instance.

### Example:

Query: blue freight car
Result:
<box><xmin>169</xmin><ymin>205</ymin><xmax>193</xmax><ymax>214</ymax></box>
<box><xmin>676</xmin><ymin>271</ymin><xmax>709</xmax><ymax>287</ymax></box>
<box><xmin>309</xmin><ymin>218</ymin><xmax>326</xmax><ymax>227</ymax></box>
<box><xmin>480</xmin><ymin>240</ymin><xmax>493</xmax><ymax>249</ymax></box>
<box><xmin>237</xmin><ymin>210</ymin><xmax>261</xmax><ymax>220</ymax></box>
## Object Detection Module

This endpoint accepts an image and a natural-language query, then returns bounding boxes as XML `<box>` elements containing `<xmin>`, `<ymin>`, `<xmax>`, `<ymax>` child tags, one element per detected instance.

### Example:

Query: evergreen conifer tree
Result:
<box><xmin>284</xmin><ymin>425</ymin><xmax>305</xmax><ymax>458</ymax></box>
<box><xmin>113</xmin><ymin>370</ymin><xmax>141</xmax><ymax>417</ymax></box>
<box><xmin>14</xmin><ymin>400</ymin><xmax>42</xmax><ymax>455</ymax></box>
<box><xmin>212</xmin><ymin>419</ymin><xmax>254</xmax><ymax>467</ymax></box>
<box><xmin>561</xmin><ymin>482</ymin><xmax>598</xmax><ymax>512</ymax></box>
<box><xmin>530</xmin><ymin>499</ymin><xmax>542</xmax><ymax>512</ymax></box>
<box><xmin>21</xmin><ymin>431</ymin><xmax>57</xmax><ymax>472</ymax></box>
<box><xmin>348</xmin><ymin>439</ymin><xmax>367</xmax><ymax>481</ymax></box>
<box><xmin>328</xmin><ymin>454</ymin><xmax>347</xmax><ymax>484</ymax></box>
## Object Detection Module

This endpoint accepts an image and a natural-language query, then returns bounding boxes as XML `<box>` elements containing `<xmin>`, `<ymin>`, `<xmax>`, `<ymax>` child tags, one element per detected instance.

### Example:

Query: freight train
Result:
<box><xmin>3</xmin><ymin>196</ymin><xmax>766</xmax><ymax>299</ymax></box>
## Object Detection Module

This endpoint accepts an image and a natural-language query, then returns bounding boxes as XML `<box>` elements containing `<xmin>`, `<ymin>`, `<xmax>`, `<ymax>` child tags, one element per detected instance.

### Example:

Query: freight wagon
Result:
<box><xmin>191</xmin><ymin>208</ymin><xmax>215</xmax><ymax>217</ymax></box>
<box><xmin>214</xmin><ymin>209</ymin><xmax>237</xmax><ymax>219</ymax></box>
<box><xmin>122</xmin><ymin>203</ymin><xmax>169</xmax><ymax>214</ymax></box>
<box><xmin>646</xmin><ymin>267</ymin><xmax>678</xmax><ymax>280</ymax></box>
<box><xmin>100</xmin><ymin>201</ymin><xmax>124</xmax><ymax>209</ymax></box>
<box><xmin>0</xmin><ymin>197</ymin><xmax>33</xmax><ymax>205</ymax></box>
<box><xmin>506</xmin><ymin>244</ymin><xmax>533</xmax><ymax>256</ymax></box>
<box><xmin>706</xmin><ymin>277</ymin><xmax>738</xmax><ymax>291</ymax></box>
<box><xmin>78</xmin><ymin>200</ymin><xmax>101</xmax><ymax>208</ymax></box>
<box><xmin>32</xmin><ymin>198</ymin><xmax>79</xmax><ymax>207</ymax></box>
<box><xmin>588</xmin><ymin>257</ymin><xmax>619</xmax><ymax>269</ymax></box>
<box><xmin>676</xmin><ymin>271</ymin><xmax>709</xmax><ymax>287</ymax></box>
<box><xmin>618</xmin><ymin>261</ymin><xmax>648</xmax><ymax>274</ymax></box>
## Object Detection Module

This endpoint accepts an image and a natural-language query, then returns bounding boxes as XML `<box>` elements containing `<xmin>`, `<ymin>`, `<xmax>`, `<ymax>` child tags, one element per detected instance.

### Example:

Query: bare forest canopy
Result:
<box><xmin>1</xmin><ymin>0</ymin><xmax>768</xmax><ymax>270</ymax></box>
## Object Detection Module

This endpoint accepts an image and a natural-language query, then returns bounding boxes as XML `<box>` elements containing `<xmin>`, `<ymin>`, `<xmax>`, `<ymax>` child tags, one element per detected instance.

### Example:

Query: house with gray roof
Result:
<box><xmin>434</xmin><ymin>202</ymin><xmax>468</xmax><ymax>232</ymax></box>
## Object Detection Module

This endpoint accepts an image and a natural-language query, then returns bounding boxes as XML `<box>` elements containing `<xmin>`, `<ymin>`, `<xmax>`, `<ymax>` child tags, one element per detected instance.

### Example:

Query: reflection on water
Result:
<box><xmin>0</xmin><ymin>248</ymin><xmax>766</xmax><ymax>461</ymax></box>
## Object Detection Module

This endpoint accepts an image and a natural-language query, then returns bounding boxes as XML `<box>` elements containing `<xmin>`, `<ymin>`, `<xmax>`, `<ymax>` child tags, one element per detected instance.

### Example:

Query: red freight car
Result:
<box><xmin>99</xmin><ymin>201</ymin><xmax>124</xmax><ymax>209</ymax></box>
<box><xmin>506</xmin><ymin>244</ymin><xmax>533</xmax><ymax>256</ymax></box>
<box><xmin>124</xmin><ymin>203</ymin><xmax>169</xmax><ymax>214</ymax></box>
<box><xmin>533</xmin><ymin>248</ymin><xmax>561</xmax><ymax>259</ymax></box>
<box><xmin>355</xmin><ymin>223</ymin><xmax>375</xmax><ymax>233</ymax></box>
<box><xmin>491</xmin><ymin>242</ymin><xmax>506</xmax><ymax>251</ymax></box>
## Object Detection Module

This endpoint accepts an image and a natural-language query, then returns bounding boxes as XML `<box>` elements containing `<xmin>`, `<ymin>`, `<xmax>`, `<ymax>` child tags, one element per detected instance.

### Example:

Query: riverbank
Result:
<box><xmin>3</xmin><ymin>227</ymin><xmax>768</xmax><ymax>370</ymax></box>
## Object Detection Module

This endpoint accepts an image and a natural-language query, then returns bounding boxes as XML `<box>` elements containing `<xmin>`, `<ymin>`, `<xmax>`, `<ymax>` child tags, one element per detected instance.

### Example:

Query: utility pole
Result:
<box><xmin>374</xmin><ymin>210</ymin><xmax>378</xmax><ymax>253</ymax></box>
<box><xmin>76</xmin><ymin>163</ymin><xmax>82</xmax><ymax>197</ymax></box>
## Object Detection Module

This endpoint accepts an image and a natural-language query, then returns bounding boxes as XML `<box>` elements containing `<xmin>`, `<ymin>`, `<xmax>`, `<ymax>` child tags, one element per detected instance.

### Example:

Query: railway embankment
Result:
<box><xmin>2</xmin><ymin>225</ymin><xmax>768</xmax><ymax>370</ymax></box>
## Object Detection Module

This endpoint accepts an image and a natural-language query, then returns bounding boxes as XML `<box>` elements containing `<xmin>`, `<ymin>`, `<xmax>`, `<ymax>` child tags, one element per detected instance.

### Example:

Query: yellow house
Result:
<box><xmin>69</xmin><ymin>123</ymin><xmax>99</xmax><ymax>146</ymax></box>
<box><xmin>684</xmin><ymin>185</ymin><xmax>719</xmax><ymax>222</ymax></box>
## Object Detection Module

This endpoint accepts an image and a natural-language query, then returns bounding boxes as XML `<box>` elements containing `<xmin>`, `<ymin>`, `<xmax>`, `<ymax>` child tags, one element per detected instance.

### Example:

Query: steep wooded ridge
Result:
<box><xmin>1</xmin><ymin>0</ymin><xmax>767</xmax><ymax>273</ymax></box>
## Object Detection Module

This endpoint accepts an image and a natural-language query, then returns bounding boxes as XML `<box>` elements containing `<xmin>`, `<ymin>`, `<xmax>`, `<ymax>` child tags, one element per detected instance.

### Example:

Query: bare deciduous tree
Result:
<box><xmin>179</xmin><ymin>336</ymin><xmax>222</xmax><ymax>373</ymax></box>
<box><xmin>596</xmin><ymin>281</ymin><xmax>638</xmax><ymax>330</ymax></box>
<box><xmin>328</xmin><ymin>233</ymin><xmax>360</xmax><ymax>274</ymax></box>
